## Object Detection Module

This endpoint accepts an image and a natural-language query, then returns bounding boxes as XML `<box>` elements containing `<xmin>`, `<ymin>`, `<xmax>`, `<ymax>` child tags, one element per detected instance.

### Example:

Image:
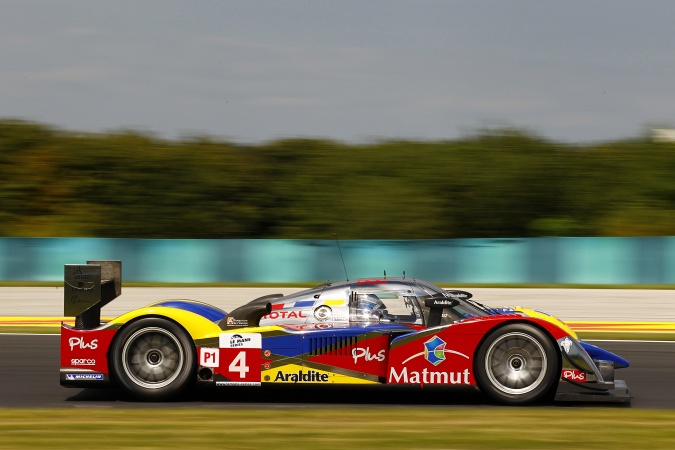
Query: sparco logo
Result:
<box><xmin>71</xmin><ymin>358</ymin><xmax>96</xmax><ymax>366</ymax></box>
<box><xmin>68</xmin><ymin>337</ymin><xmax>98</xmax><ymax>351</ymax></box>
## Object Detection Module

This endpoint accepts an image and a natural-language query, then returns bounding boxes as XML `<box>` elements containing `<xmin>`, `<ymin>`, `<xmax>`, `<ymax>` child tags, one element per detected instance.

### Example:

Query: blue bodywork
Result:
<box><xmin>580</xmin><ymin>340</ymin><xmax>629</xmax><ymax>368</ymax></box>
<box><xmin>154</xmin><ymin>300</ymin><xmax>227</xmax><ymax>323</ymax></box>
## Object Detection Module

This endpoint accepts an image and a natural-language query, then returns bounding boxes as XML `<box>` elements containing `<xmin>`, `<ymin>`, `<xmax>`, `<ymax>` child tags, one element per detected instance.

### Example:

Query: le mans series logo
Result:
<box><xmin>389</xmin><ymin>335</ymin><xmax>471</xmax><ymax>385</ymax></box>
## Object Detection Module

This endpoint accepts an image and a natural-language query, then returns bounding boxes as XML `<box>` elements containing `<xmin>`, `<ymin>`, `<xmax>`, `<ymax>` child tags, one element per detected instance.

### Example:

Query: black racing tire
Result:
<box><xmin>474</xmin><ymin>323</ymin><xmax>559</xmax><ymax>405</ymax></box>
<box><xmin>110</xmin><ymin>317</ymin><xmax>196</xmax><ymax>401</ymax></box>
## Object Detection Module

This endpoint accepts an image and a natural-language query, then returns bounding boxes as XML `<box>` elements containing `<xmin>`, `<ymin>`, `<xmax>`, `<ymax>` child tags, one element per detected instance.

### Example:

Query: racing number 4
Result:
<box><xmin>217</xmin><ymin>347</ymin><xmax>261</xmax><ymax>384</ymax></box>
<box><xmin>216</xmin><ymin>332</ymin><xmax>262</xmax><ymax>385</ymax></box>
<box><xmin>229</xmin><ymin>351</ymin><xmax>250</xmax><ymax>379</ymax></box>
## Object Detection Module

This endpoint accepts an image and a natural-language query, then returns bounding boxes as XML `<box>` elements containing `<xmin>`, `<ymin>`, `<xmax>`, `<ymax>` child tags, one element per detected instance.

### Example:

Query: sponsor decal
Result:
<box><xmin>285</xmin><ymin>323</ymin><xmax>334</xmax><ymax>330</ymax></box>
<box><xmin>314</xmin><ymin>306</ymin><xmax>332</xmax><ymax>321</ymax></box>
<box><xmin>560</xmin><ymin>337</ymin><xmax>573</xmax><ymax>353</ymax></box>
<box><xmin>429</xmin><ymin>299</ymin><xmax>457</xmax><ymax>306</ymax></box>
<box><xmin>263</xmin><ymin>350</ymin><xmax>271</xmax><ymax>357</ymax></box>
<box><xmin>215</xmin><ymin>333</ymin><xmax>262</xmax><ymax>384</ymax></box>
<box><xmin>356</xmin><ymin>279</ymin><xmax>385</xmax><ymax>284</ymax></box>
<box><xmin>445</xmin><ymin>292</ymin><xmax>470</xmax><ymax>299</ymax></box>
<box><xmin>389</xmin><ymin>335</ymin><xmax>471</xmax><ymax>385</ymax></box>
<box><xmin>229</xmin><ymin>334</ymin><xmax>252</xmax><ymax>348</ymax></box>
<box><xmin>65</xmin><ymin>373</ymin><xmax>104</xmax><ymax>381</ymax></box>
<box><xmin>226</xmin><ymin>316</ymin><xmax>248</xmax><ymax>327</ymax></box>
<box><xmin>68</xmin><ymin>337</ymin><xmax>98</xmax><ymax>352</ymax></box>
<box><xmin>400</xmin><ymin>336</ymin><xmax>470</xmax><ymax>365</ymax></box>
<box><xmin>219</xmin><ymin>333</ymin><xmax>262</xmax><ymax>349</ymax></box>
<box><xmin>70</xmin><ymin>358</ymin><xmax>96</xmax><ymax>366</ymax></box>
<box><xmin>352</xmin><ymin>347</ymin><xmax>386</xmax><ymax>364</ymax></box>
<box><xmin>389</xmin><ymin>367</ymin><xmax>470</xmax><ymax>384</ymax></box>
<box><xmin>216</xmin><ymin>381</ymin><xmax>261</xmax><ymax>387</ymax></box>
<box><xmin>274</xmin><ymin>370</ymin><xmax>329</xmax><ymax>383</ymax></box>
<box><xmin>200</xmin><ymin>348</ymin><xmax>220</xmax><ymax>368</ymax></box>
<box><xmin>424</xmin><ymin>336</ymin><xmax>447</xmax><ymax>366</ymax></box>
<box><xmin>70</xmin><ymin>266</ymin><xmax>95</xmax><ymax>280</ymax></box>
<box><xmin>262</xmin><ymin>310</ymin><xmax>308</xmax><ymax>320</ymax></box>
<box><xmin>562</xmin><ymin>369</ymin><xmax>586</xmax><ymax>382</ymax></box>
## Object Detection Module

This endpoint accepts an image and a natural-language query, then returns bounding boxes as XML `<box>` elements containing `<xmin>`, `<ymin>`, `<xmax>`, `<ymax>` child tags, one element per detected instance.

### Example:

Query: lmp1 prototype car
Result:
<box><xmin>61</xmin><ymin>261</ymin><xmax>630</xmax><ymax>405</ymax></box>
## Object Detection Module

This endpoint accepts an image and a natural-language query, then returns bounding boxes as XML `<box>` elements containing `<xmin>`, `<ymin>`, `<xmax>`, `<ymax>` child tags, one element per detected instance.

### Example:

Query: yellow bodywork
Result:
<box><xmin>263</xmin><ymin>364</ymin><xmax>378</xmax><ymax>385</ymax></box>
<box><xmin>510</xmin><ymin>307</ymin><xmax>579</xmax><ymax>340</ymax></box>
<box><xmin>103</xmin><ymin>303</ymin><xmax>287</xmax><ymax>341</ymax></box>
<box><xmin>105</xmin><ymin>306</ymin><xmax>223</xmax><ymax>340</ymax></box>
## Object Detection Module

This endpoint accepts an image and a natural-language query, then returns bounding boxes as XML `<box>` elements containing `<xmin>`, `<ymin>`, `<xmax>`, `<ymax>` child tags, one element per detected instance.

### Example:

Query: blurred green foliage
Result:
<box><xmin>1</xmin><ymin>119</ymin><xmax>674</xmax><ymax>238</ymax></box>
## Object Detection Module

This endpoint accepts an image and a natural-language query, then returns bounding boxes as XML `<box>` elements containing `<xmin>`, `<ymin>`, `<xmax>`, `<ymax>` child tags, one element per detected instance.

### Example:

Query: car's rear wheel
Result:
<box><xmin>475</xmin><ymin>323</ymin><xmax>559</xmax><ymax>405</ymax></box>
<box><xmin>110</xmin><ymin>318</ymin><xmax>196</xmax><ymax>400</ymax></box>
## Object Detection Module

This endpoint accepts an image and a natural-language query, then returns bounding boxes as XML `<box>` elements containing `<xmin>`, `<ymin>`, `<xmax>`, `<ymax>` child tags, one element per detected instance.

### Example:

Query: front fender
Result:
<box><xmin>509</xmin><ymin>307</ymin><xmax>579</xmax><ymax>340</ymax></box>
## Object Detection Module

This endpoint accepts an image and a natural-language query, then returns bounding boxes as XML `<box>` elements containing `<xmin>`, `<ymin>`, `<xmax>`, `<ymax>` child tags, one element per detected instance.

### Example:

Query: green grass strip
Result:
<box><xmin>1</xmin><ymin>408</ymin><xmax>674</xmax><ymax>449</ymax></box>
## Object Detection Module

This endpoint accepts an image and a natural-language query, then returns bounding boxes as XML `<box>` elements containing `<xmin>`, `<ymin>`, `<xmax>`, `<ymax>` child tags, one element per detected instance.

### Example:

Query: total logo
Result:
<box><xmin>351</xmin><ymin>347</ymin><xmax>385</xmax><ymax>364</ymax></box>
<box><xmin>388</xmin><ymin>335</ymin><xmax>472</xmax><ymax>385</ymax></box>
<box><xmin>263</xmin><ymin>311</ymin><xmax>307</xmax><ymax>320</ymax></box>
<box><xmin>68</xmin><ymin>337</ymin><xmax>98</xmax><ymax>351</ymax></box>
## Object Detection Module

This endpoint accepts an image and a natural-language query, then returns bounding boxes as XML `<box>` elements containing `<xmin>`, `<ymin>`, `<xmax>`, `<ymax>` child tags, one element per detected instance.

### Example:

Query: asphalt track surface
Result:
<box><xmin>1</xmin><ymin>335</ymin><xmax>673</xmax><ymax>409</ymax></box>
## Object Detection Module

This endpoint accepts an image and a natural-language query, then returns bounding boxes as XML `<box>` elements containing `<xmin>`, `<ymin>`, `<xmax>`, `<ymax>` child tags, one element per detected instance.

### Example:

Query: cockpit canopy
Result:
<box><xmin>256</xmin><ymin>277</ymin><xmax>490</xmax><ymax>328</ymax></box>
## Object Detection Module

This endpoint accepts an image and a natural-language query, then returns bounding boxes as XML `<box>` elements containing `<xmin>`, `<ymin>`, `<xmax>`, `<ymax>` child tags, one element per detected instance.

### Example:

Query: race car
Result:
<box><xmin>61</xmin><ymin>261</ymin><xmax>630</xmax><ymax>405</ymax></box>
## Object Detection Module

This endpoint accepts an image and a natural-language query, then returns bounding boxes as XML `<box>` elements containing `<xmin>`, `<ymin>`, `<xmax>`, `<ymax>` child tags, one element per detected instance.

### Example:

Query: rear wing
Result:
<box><xmin>64</xmin><ymin>260</ymin><xmax>121</xmax><ymax>329</ymax></box>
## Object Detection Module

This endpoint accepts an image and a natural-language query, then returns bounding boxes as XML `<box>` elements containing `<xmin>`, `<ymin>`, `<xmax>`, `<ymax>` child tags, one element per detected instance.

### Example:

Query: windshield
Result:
<box><xmin>415</xmin><ymin>281</ymin><xmax>490</xmax><ymax>324</ymax></box>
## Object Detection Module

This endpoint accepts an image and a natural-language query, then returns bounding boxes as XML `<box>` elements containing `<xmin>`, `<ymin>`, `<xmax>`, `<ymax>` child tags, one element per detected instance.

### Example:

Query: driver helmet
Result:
<box><xmin>356</xmin><ymin>294</ymin><xmax>385</xmax><ymax>316</ymax></box>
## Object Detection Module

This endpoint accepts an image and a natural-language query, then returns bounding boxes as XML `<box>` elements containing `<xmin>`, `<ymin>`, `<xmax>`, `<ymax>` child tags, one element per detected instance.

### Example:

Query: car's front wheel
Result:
<box><xmin>474</xmin><ymin>323</ymin><xmax>559</xmax><ymax>405</ymax></box>
<box><xmin>110</xmin><ymin>318</ymin><xmax>196</xmax><ymax>400</ymax></box>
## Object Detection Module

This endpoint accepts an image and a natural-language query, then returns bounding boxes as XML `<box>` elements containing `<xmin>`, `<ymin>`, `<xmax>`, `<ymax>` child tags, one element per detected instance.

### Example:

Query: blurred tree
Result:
<box><xmin>0</xmin><ymin>120</ymin><xmax>673</xmax><ymax>238</ymax></box>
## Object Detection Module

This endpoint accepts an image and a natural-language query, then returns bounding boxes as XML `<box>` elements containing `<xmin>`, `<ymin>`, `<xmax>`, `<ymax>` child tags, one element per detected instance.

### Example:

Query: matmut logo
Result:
<box><xmin>388</xmin><ymin>335</ymin><xmax>471</xmax><ymax>385</ymax></box>
<box><xmin>401</xmin><ymin>335</ymin><xmax>470</xmax><ymax>366</ymax></box>
<box><xmin>424</xmin><ymin>336</ymin><xmax>446</xmax><ymax>366</ymax></box>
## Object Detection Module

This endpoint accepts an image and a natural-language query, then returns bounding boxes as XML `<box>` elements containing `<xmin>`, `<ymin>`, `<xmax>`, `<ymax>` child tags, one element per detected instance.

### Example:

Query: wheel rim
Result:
<box><xmin>121</xmin><ymin>327</ymin><xmax>184</xmax><ymax>389</ymax></box>
<box><xmin>484</xmin><ymin>331</ymin><xmax>547</xmax><ymax>395</ymax></box>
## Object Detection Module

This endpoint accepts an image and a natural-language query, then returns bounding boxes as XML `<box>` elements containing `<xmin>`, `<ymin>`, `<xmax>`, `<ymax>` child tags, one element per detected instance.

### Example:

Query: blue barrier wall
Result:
<box><xmin>0</xmin><ymin>237</ymin><xmax>673</xmax><ymax>284</ymax></box>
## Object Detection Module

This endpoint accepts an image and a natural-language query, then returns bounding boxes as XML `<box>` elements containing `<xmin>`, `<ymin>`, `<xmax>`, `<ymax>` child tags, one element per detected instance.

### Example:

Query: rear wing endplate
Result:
<box><xmin>64</xmin><ymin>260</ymin><xmax>121</xmax><ymax>329</ymax></box>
